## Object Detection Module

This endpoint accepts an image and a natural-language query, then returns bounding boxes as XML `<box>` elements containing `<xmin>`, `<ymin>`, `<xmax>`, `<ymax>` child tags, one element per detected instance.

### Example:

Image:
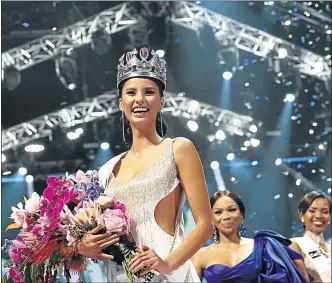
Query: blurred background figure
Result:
<box><xmin>1</xmin><ymin>1</ymin><xmax>331</xmax><ymax>281</ymax></box>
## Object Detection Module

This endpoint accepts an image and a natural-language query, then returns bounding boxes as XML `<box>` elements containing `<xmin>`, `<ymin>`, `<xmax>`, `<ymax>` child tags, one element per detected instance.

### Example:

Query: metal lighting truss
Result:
<box><xmin>2</xmin><ymin>1</ymin><xmax>330</xmax><ymax>81</ymax></box>
<box><xmin>2</xmin><ymin>90</ymin><xmax>258</xmax><ymax>151</ymax></box>
<box><xmin>169</xmin><ymin>2</ymin><xmax>331</xmax><ymax>81</ymax></box>
<box><xmin>1</xmin><ymin>2</ymin><xmax>146</xmax><ymax>72</ymax></box>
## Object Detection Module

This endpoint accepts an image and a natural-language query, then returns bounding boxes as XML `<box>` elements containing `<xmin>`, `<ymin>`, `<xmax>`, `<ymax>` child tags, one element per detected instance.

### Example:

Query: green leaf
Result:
<box><xmin>30</xmin><ymin>265</ymin><xmax>41</xmax><ymax>282</ymax></box>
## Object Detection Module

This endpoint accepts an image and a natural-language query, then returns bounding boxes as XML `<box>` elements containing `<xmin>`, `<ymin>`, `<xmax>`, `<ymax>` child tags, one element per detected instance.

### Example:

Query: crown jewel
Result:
<box><xmin>117</xmin><ymin>47</ymin><xmax>167</xmax><ymax>89</ymax></box>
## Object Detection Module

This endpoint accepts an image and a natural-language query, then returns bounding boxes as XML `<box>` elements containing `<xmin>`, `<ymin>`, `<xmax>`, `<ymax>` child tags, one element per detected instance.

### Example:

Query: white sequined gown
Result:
<box><xmin>99</xmin><ymin>138</ymin><xmax>200</xmax><ymax>283</ymax></box>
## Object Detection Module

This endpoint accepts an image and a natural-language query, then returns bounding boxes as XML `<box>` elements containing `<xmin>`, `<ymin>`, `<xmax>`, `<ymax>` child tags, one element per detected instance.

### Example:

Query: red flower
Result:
<box><xmin>9</xmin><ymin>266</ymin><xmax>23</xmax><ymax>283</ymax></box>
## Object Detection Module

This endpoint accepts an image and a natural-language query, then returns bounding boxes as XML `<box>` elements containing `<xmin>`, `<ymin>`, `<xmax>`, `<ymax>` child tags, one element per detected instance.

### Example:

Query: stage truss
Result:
<box><xmin>1</xmin><ymin>90</ymin><xmax>258</xmax><ymax>151</ymax></box>
<box><xmin>2</xmin><ymin>1</ymin><xmax>331</xmax><ymax>81</ymax></box>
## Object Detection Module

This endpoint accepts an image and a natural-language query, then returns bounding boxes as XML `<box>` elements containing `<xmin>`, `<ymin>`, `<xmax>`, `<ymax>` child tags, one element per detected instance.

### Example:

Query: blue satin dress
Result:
<box><xmin>203</xmin><ymin>230</ymin><xmax>308</xmax><ymax>283</ymax></box>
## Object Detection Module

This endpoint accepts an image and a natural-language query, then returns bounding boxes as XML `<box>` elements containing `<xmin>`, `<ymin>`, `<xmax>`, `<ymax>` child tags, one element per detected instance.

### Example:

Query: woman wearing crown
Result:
<box><xmin>75</xmin><ymin>47</ymin><xmax>213</xmax><ymax>282</ymax></box>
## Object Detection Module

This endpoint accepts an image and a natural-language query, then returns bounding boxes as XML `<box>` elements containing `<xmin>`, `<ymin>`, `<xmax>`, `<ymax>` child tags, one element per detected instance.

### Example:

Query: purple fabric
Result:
<box><xmin>203</xmin><ymin>230</ymin><xmax>308</xmax><ymax>283</ymax></box>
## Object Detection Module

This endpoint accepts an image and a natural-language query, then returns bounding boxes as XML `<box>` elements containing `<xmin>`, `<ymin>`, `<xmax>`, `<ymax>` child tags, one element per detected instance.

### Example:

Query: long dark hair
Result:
<box><xmin>118</xmin><ymin>77</ymin><xmax>168</xmax><ymax>146</ymax></box>
<box><xmin>210</xmin><ymin>190</ymin><xmax>246</xmax><ymax>242</ymax></box>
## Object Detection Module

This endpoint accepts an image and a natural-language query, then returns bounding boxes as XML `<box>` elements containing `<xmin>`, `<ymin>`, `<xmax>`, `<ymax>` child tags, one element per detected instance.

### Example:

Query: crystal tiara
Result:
<box><xmin>117</xmin><ymin>47</ymin><xmax>167</xmax><ymax>89</ymax></box>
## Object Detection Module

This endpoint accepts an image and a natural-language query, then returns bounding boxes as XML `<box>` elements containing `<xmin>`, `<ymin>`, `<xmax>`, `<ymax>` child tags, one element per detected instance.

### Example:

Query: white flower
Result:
<box><xmin>10</xmin><ymin>202</ymin><xmax>27</xmax><ymax>228</ymax></box>
<box><xmin>96</xmin><ymin>195</ymin><xmax>113</xmax><ymax>207</ymax></box>
<box><xmin>24</xmin><ymin>192</ymin><xmax>40</xmax><ymax>213</ymax></box>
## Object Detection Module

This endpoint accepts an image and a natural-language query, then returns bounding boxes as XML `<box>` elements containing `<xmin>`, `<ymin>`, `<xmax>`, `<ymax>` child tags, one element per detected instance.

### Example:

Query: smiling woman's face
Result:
<box><xmin>300</xmin><ymin>197</ymin><xmax>331</xmax><ymax>234</ymax></box>
<box><xmin>120</xmin><ymin>77</ymin><xmax>164</xmax><ymax>129</ymax></box>
<box><xmin>212</xmin><ymin>196</ymin><xmax>243</xmax><ymax>237</ymax></box>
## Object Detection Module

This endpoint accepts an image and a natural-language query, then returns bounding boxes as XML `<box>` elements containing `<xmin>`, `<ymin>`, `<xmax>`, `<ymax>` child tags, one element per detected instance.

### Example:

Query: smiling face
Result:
<box><xmin>300</xmin><ymin>197</ymin><xmax>331</xmax><ymax>234</ymax></box>
<box><xmin>119</xmin><ymin>77</ymin><xmax>164</xmax><ymax>130</ymax></box>
<box><xmin>212</xmin><ymin>196</ymin><xmax>243</xmax><ymax>237</ymax></box>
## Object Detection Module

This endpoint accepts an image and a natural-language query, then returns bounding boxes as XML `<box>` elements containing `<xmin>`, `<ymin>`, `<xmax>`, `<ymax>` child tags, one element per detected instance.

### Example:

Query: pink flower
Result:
<box><xmin>9</xmin><ymin>248</ymin><xmax>24</xmax><ymax>264</ymax></box>
<box><xmin>24</xmin><ymin>192</ymin><xmax>40</xmax><ymax>213</ymax></box>
<box><xmin>9</xmin><ymin>266</ymin><xmax>23</xmax><ymax>283</ymax></box>
<box><xmin>97</xmin><ymin>209</ymin><xmax>130</xmax><ymax>234</ymax></box>
<box><xmin>68</xmin><ymin>170</ymin><xmax>90</xmax><ymax>184</ymax></box>
<box><xmin>111</xmin><ymin>199</ymin><xmax>126</xmax><ymax>213</ymax></box>
<box><xmin>10</xmin><ymin>203</ymin><xmax>28</xmax><ymax>229</ymax></box>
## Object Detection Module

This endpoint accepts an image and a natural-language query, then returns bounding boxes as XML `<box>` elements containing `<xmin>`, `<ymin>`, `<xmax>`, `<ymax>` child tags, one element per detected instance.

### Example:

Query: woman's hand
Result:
<box><xmin>129</xmin><ymin>245</ymin><xmax>173</xmax><ymax>276</ymax></box>
<box><xmin>76</xmin><ymin>226</ymin><xmax>121</xmax><ymax>261</ymax></box>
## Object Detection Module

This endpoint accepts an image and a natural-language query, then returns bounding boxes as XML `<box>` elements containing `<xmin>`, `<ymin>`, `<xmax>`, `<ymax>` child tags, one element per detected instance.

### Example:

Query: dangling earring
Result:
<box><xmin>238</xmin><ymin>219</ymin><xmax>247</xmax><ymax>237</ymax></box>
<box><xmin>121</xmin><ymin>111</ymin><xmax>126</xmax><ymax>144</ymax></box>
<box><xmin>160</xmin><ymin>111</ymin><xmax>164</xmax><ymax>138</ymax></box>
<box><xmin>301</xmin><ymin>219</ymin><xmax>304</xmax><ymax>223</ymax></box>
<box><xmin>213</xmin><ymin>226</ymin><xmax>219</xmax><ymax>244</ymax></box>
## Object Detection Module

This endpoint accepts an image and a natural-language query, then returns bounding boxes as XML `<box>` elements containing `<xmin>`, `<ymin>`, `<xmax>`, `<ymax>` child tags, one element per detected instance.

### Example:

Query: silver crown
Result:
<box><xmin>117</xmin><ymin>47</ymin><xmax>167</xmax><ymax>89</ymax></box>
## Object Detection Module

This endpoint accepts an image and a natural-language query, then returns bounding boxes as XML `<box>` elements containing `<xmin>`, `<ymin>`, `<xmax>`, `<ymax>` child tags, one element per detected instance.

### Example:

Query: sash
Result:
<box><xmin>294</xmin><ymin>237</ymin><xmax>331</xmax><ymax>283</ymax></box>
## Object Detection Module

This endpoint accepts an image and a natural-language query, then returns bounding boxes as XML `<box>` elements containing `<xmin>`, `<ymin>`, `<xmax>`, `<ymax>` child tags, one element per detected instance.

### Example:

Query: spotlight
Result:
<box><xmin>240</xmin><ymin>147</ymin><xmax>247</xmax><ymax>151</ymax></box>
<box><xmin>284</xmin><ymin>20</ymin><xmax>291</xmax><ymax>26</ymax></box>
<box><xmin>278</xmin><ymin>48</ymin><xmax>288</xmax><ymax>59</ymax></box>
<box><xmin>245</xmin><ymin>82</ymin><xmax>249</xmax><ymax>87</ymax></box>
<box><xmin>68</xmin><ymin>83</ymin><xmax>76</xmax><ymax>90</ymax></box>
<box><xmin>288</xmin><ymin>193</ymin><xmax>293</xmax><ymax>198</ymax></box>
<box><xmin>215</xmin><ymin>130</ymin><xmax>226</xmax><ymax>140</ymax></box>
<box><xmin>326</xmin><ymin>30</ymin><xmax>332</xmax><ymax>35</ymax></box>
<box><xmin>187</xmin><ymin>120</ymin><xmax>198</xmax><ymax>132</ymax></box>
<box><xmin>312</xmin><ymin>122</ymin><xmax>317</xmax><ymax>127</ymax></box>
<box><xmin>318</xmin><ymin>144</ymin><xmax>324</xmax><ymax>150</ymax></box>
<box><xmin>67</xmin><ymin>132</ymin><xmax>80</xmax><ymax>140</ymax></box>
<box><xmin>252</xmin><ymin>161</ymin><xmax>258</xmax><ymax>166</ymax></box>
<box><xmin>24</xmin><ymin>144</ymin><xmax>45</xmax><ymax>153</ymax></box>
<box><xmin>3</xmin><ymin>171</ymin><xmax>11</xmax><ymax>176</ymax></box>
<box><xmin>226</xmin><ymin>153</ymin><xmax>235</xmax><ymax>161</ymax></box>
<box><xmin>249</xmin><ymin>125</ymin><xmax>257</xmax><ymax>133</ymax></box>
<box><xmin>75</xmin><ymin>128</ymin><xmax>84</xmax><ymax>135</ymax></box>
<box><xmin>25</xmin><ymin>175</ymin><xmax>34</xmax><ymax>183</ymax></box>
<box><xmin>156</xmin><ymin>50</ymin><xmax>165</xmax><ymax>58</ymax></box>
<box><xmin>244</xmin><ymin>140</ymin><xmax>251</xmax><ymax>147</ymax></box>
<box><xmin>55</xmin><ymin>55</ymin><xmax>78</xmax><ymax>90</ymax></box>
<box><xmin>309</xmin><ymin>129</ymin><xmax>314</xmax><ymax>135</ymax></box>
<box><xmin>328</xmin><ymin>188</ymin><xmax>331</xmax><ymax>194</ymax></box>
<box><xmin>2</xmin><ymin>153</ymin><xmax>6</xmax><ymax>162</ymax></box>
<box><xmin>18</xmin><ymin>167</ymin><xmax>27</xmax><ymax>175</ymax></box>
<box><xmin>222</xmin><ymin>71</ymin><xmax>233</xmax><ymax>80</ymax></box>
<box><xmin>284</xmin><ymin>93</ymin><xmax>295</xmax><ymax>102</ymax></box>
<box><xmin>101</xmin><ymin>142</ymin><xmax>110</xmax><ymax>150</ymax></box>
<box><xmin>296</xmin><ymin>179</ymin><xmax>301</xmax><ymax>186</ymax></box>
<box><xmin>250</xmin><ymin>138</ymin><xmax>260</xmax><ymax>147</ymax></box>
<box><xmin>275</xmin><ymin>158</ymin><xmax>282</xmax><ymax>166</ymax></box>
<box><xmin>274</xmin><ymin>194</ymin><xmax>280</xmax><ymax>199</ymax></box>
<box><xmin>210</xmin><ymin>161</ymin><xmax>219</xmax><ymax>169</ymax></box>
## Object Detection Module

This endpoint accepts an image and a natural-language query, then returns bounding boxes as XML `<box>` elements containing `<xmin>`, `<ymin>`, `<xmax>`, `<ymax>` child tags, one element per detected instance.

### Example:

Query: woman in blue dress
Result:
<box><xmin>192</xmin><ymin>190</ymin><xmax>310</xmax><ymax>283</ymax></box>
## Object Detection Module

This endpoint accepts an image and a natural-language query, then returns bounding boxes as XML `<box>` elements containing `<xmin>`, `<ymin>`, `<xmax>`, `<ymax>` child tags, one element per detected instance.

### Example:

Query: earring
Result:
<box><xmin>301</xmin><ymin>219</ymin><xmax>304</xmax><ymax>223</ymax></box>
<box><xmin>160</xmin><ymin>111</ymin><xmax>164</xmax><ymax>138</ymax></box>
<box><xmin>121</xmin><ymin>111</ymin><xmax>126</xmax><ymax>144</ymax></box>
<box><xmin>213</xmin><ymin>226</ymin><xmax>219</xmax><ymax>244</ymax></box>
<box><xmin>238</xmin><ymin>219</ymin><xmax>247</xmax><ymax>237</ymax></box>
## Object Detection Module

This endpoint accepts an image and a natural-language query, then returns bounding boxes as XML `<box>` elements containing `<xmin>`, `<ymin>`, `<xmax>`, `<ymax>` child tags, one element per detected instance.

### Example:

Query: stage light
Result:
<box><xmin>296</xmin><ymin>179</ymin><xmax>301</xmax><ymax>186</ymax></box>
<box><xmin>284</xmin><ymin>93</ymin><xmax>295</xmax><ymax>102</ymax></box>
<box><xmin>309</xmin><ymin>129</ymin><xmax>314</xmax><ymax>135</ymax></box>
<box><xmin>249</xmin><ymin>125</ymin><xmax>257</xmax><ymax>133</ymax></box>
<box><xmin>226</xmin><ymin>153</ymin><xmax>235</xmax><ymax>161</ymax></box>
<box><xmin>187</xmin><ymin>120</ymin><xmax>198</xmax><ymax>132</ymax></box>
<box><xmin>55</xmin><ymin>55</ymin><xmax>78</xmax><ymax>90</ymax></box>
<box><xmin>156</xmin><ymin>50</ymin><xmax>165</xmax><ymax>58</ymax></box>
<box><xmin>2</xmin><ymin>153</ymin><xmax>6</xmax><ymax>162</ymax></box>
<box><xmin>250</xmin><ymin>138</ymin><xmax>260</xmax><ymax>147</ymax></box>
<box><xmin>230</xmin><ymin>177</ymin><xmax>236</xmax><ymax>182</ymax></box>
<box><xmin>68</xmin><ymin>83</ymin><xmax>76</xmax><ymax>90</ymax></box>
<box><xmin>312</xmin><ymin>122</ymin><xmax>317</xmax><ymax>127</ymax></box>
<box><xmin>210</xmin><ymin>161</ymin><xmax>219</xmax><ymax>169</ymax></box>
<box><xmin>52</xmin><ymin>27</ymin><xmax>57</xmax><ymax>31</ymax></box>
<box><xmin>278</xmin><ymin>48</ymin><xmax>288</xmax><ymax>59</ymax></box>
<box><xmin>3</xmin><ymin>171</ymin><xmax>11</xmax><ymax>176</ymax></box>
<box><xmin>24</xmin><ymin>144</ymin><xmax>45</xmax><ymax>153</ymax></box>
<box><xmin>284</xmin><ymin>20</ymin><xmax>291</xmax><ymax>26</ymax></box>
<box><xmin>291</xmin><ymin>116</ymin><xmax>297</xmax><ymax>120</ymax></box>
<box><xmin>75</xmin><ymin>128</ymin><xmax>84</xmax><ymax>135</ymax></box>
<box><xmin>25</xmin><ymin>175</ymin><xmax>34</xmax><ymax>183</ymax></box>
<box><xmin>288</xmin><ymin>193</ymin><xmax>293</xmax><ymax>198</ymax></box>
<box><xmin>275</xmin><ymin>158</ymin><xmax>282</xmax><ymax>166</ymax></box>
<box><xmin>326</xmin><ymin>30</ymin><xmax>332</xmax><ymax>35</ymax></box>
<box><xmin>18</xmin><ymin>167</ymin><xmax>27</xmax><ymax>175</ymax></box>
<box><xmin>241</xmin><ymin>147</ymin><xmax>248</xmax><ymax>151</ymax></box>
<box><xmin>244</xmin><ymin>140</ymin><xmax>251</xmax><ymax>147</ymax></box>
<box><xmin>101</xmin><ymin>142</ymin><xmax>110</xmax><ymax>150</ymax></box>
<box><xmin>328</xmin><ymin>188</ymin><xmax>331</xmax><ymax>194</ymax></box>
<box><xmin>318</xmin><ymin>144</ymin><xmax>324</xmax><ymax>150</ymax></box>
<box><xmin>215</xmin><ymin>130</ymin><xmax>226</xmax><ymax>140</ymax></box>
<box><xmin>67</xmin><ymin>132</ymin><xmax>80</xmax><ymax>140</ymax></box>
<box><xmin>245</xmin><ymin>82</ymin><xmax>249</xmax><ymax>87</ymax></box>
<box><xmin>222</xmin><ymin>71</ymin><xmax>233</xmax><ymax>80</ymax></box>
<box><xmin>312</xmin><ymin>169</ymin><xmax>316</xmax><ymax>173</ymax></box>
<box><xmin>252</xmin><ymin>161</ymin><xmax>258</xmax><ymax>166</ymax></box>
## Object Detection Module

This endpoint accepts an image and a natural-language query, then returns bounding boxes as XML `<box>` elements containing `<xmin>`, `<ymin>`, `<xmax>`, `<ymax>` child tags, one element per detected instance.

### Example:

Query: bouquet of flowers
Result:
<box><xmin>2</xmin><ymin>170</ymin><xmax>159</xmax><ymax>283</ymax></box>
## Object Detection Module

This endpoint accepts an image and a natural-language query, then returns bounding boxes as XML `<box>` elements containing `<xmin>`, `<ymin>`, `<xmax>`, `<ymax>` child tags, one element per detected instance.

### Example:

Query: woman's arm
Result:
<box><xmin>165</xmin><ymin>137</ymin><xmax>213</xmax><ymax>270</ymax></box>
<box><xmin>192</xmin><ymin>249</ymin><xmax>205</xmax><ymax>280</ymax></box>
<box><xmin>289</xmin><ymin>240</ymin><xmax>310</xmax><ymax>282</ymax></box>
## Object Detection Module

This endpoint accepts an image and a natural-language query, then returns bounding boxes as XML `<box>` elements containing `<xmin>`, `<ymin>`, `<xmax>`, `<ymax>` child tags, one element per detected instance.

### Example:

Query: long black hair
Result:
<box><xmin>118</xmin><ymin>77</ymin><xmax>168</xmax><ymax>146</ymax></box>
<box><xmin>210</xmin><ymin>190</ymin><xmax>246</xmax><ymax>242</ymax></box>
